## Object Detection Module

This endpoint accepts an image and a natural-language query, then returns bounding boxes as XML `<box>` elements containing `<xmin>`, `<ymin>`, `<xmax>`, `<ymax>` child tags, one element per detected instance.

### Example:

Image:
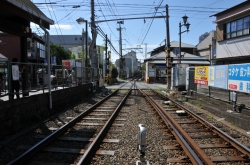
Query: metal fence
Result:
<box><xmin>187</xmin><ymin>69</ymin><xmax>250</xmax><ymax>108</ymax></box>
<box><xmin>0</xmin><ymin>61</ymin><xmax>102</xmax><ymax>101</ymax></box>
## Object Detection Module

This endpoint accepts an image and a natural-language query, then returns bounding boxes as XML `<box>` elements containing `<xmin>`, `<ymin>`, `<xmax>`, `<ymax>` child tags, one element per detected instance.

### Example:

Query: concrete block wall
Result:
<box><xmin>187</xmin><ymin>91</ymin><xmax>250</xmax><ymax>131</ymax></box>
<box><xmin>0</xmin><ymin>83</ymin><xmax>93</xmax><ymax>137</ymax></box>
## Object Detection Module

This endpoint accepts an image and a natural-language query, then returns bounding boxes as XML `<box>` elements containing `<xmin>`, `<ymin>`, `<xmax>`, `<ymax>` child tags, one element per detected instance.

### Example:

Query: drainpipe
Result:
<box><xmin>40</xmin><ymin>25</ymin><xmax>52</xmax><ymax>110</ymax></box>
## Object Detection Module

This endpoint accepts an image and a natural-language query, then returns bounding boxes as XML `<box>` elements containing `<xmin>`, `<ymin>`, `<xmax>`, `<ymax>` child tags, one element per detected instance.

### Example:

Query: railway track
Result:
<box><xmin>5</xmin><ymin>82</ymin><xmax>133</xmax><ymax>165</ymax></box>
<box><xmin>2</xmin><ymin>81</ymin><xmax>250</xmax><ymax>164</ymax></box>
<box><xmin>139</xmin><ymin>83</ymin><xmax>250</xmax><ymax>164</ymax></box>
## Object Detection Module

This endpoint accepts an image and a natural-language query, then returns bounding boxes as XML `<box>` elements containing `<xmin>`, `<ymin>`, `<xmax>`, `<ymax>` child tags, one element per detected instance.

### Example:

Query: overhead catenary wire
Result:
<box><xmin>33</xmin><ymin>0</ymin><xmax>235</xmax><ymax>61</ymax></box>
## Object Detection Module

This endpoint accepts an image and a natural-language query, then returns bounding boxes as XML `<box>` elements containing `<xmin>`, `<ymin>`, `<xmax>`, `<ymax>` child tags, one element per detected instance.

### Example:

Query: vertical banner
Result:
<box><xmin>228</xmin><ymin>64</ymin><xmax>250</xmax><ymax>93</ymax></box>
<box><xmin>208</xmin><ymin>65</ymin><xmax>228</xmax><ymax>89</ymax></box>
<box><xmin>194</xmin><ymin>66</ymin><xmax>208</xmax><ymax>85</ymax></box>
<box><xmin>214</xmin><ymin>65</ymin><xmax>228</xmax><ymax>89</ymax></box>
<box><xmin>208</xmin><ymin>66</ymin><xmax>214</xmax><ymax>86</ymax></box>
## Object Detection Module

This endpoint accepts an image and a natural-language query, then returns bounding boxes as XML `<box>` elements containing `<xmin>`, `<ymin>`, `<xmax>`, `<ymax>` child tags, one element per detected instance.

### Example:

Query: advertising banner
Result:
<box><xmin>194</xmin><ymin>66</ymin><xmax>208</xmax><ymax>85</ymax></box>
<box><xmin>62</xmin><ymin>60</ymin><xmax>70</xmax><ymax>70</ymax></box>
<box><xmin>228</xmin><ymin>64</ymin><xmax>250</xmax><ymax>93</ymax></box>
<box><xmin>208</xmin><ymin>65</ymin><xmax>228</xmax><ymax>89</ymax></box>
<box><xmin>208</xmin><ymin>66</ymin><xmax>214</xmax><ymax>86</ymax></box>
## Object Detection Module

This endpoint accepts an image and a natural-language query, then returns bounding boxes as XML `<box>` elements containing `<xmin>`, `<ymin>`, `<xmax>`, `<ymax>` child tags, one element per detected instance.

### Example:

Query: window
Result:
<box><xmin>243</xmin><ymin>16</ymin><xmax>249</xmax><ymax>35</ymax></box>
<box><xmin>226</xmin><ymin>23</ymin><xmax>230</xmax><ymax>39</ymax></box>
<box><xmin>231</xmin><ymin>21</ymin><xmax>236</xmax><ymax>38</ymax></box>
<box><xmin>225</xmin><ymin>16</ymin><xmax>250</xmax><ymax>39</ymax></box>
<box><xmin>237</xmin><ymin>19</ymin><xmax>243</xmax><ymax>36</ymax></box>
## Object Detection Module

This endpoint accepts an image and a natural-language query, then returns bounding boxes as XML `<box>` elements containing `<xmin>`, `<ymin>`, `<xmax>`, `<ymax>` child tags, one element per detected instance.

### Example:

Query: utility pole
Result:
<box><xmin>144</xmin><ymin>43</ymin><xmax>147</xmax><ymax>59</ymax></box>
<box><xmin>117</xmin><ymin>21</ymin><xmax>124</xmax><ymax>78</ymax></box>
<box><xmin>165</xmin><ymin>5</ymin><xmax>171</xmax><ymax>89</ymax></box>
<box><xmin>105</xmin><ymin>34</ymin><xmax>108</xmax><ymax>77</ymax></box>
<box><xmin>90</xmin><ymin>0</ymin><xmax>98</xmax><ymax>68</ymax></box>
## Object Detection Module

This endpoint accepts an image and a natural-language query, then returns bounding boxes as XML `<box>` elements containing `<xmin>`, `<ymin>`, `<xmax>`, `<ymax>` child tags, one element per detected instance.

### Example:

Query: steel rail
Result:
<box><xmin>150</xmin><ymin>88</ymin><xmax>250</xmax><ymax>161</ymax></box>
<box><xmin>139</xmin><ymin>89</ymin><xmax>213</xmax><ymax>165</ymax></box>
<box><xmin>77</xmin><ymin>82</ymin><xmax>134</xmax><ymax>164</ymax></box>
<box><xmin>7</xmin><ymin>82</ymin><xmax>132</xmax><ymax>165</ymax></box>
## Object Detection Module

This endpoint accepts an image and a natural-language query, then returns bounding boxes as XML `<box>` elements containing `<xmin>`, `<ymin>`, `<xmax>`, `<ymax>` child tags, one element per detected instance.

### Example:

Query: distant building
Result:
<box><xmin>196</xmin><ymin>30</ymin><xmax>216</xmax><ymax>63</ymax></box>
<box><xmin>150</xmin><ymin>41</ymin><xmax>196</xmax><ymax>57</ymax></box>
<box><xmin>50</xmin><ymin>34</ymin><xmax>92</xmax><ymax>58</ymax></box>
<box><xmin>144</xmin><ymin>41</ymin><xmax>209</xmax><ymax>89</ymax></box>
<box><xmin>199</xmin><ymin>32</ymin><xmax>209</xmax><ymax>43</ymax></box>
<box><xmin>115</xmin><ymin>51</ymin><xmax>138</xmax><ymax>78</ymax></box>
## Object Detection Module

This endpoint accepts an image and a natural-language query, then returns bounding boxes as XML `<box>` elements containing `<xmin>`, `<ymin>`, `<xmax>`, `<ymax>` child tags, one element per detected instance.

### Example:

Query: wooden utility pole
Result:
<box><xmin>165</xmin><ymin>5</ymin><xmax>171</xmax><ymax>89</ymax></box>
<box><xmin>90</xmin><ymin>0</ymin><xmax>98</xmax><ymax>68</ymax></box>
<box><xmin>117</xmin><ymin>21</ymin><xmax>124</xmax><ymax>78</ymax></box>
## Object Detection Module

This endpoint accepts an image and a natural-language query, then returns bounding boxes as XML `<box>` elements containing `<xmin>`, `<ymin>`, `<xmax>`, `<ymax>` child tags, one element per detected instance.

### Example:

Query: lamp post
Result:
<box><xmin>76</xmin><ymin>17</ymin><xmax>88</xmax><ymax>84</ymax></box>
<box><xmin>178</xmin><ymin>15</ymin><xmax>190</xmax><ymax>89</ymax></box>
<box><xmin>179</xmin><ymin>15</ymin><xmax>190</xmax><ymax>63</ymax></box>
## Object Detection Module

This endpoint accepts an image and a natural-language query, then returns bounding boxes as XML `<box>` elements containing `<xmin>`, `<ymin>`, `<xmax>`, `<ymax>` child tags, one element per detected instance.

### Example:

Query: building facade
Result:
<box><xmin>212</xmin><ymin>1</ymin><xmax>250</xmax><ymax>64</ymax></box>
<box><xmin>50</xmin><ymin>35</ymin><xmax>91</xmax><ymax>51</ymax></box>
<box><xmin>144</xmin><ymin>41</ymin><xmax>209</xmax><ymax>89</ymax></box>
<box><xmin>115</xmin><ymin>51</ymin><xmax>139</xmax><ymax>78</ymax></box>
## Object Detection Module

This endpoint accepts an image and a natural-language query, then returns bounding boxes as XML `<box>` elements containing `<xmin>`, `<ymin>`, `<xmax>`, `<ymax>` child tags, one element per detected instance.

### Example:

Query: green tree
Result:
<box><xmin>50</xmin><ymin>43</ymin><xmax>71</xmax><ymax>65</ymax></box>
<box><xmin>141</xmin><ymin>63</ymin><xmax>146</xmax><ymax>71</ymax></box>
<box><xmin>99</xmin><ymin>60</ymin><xmax>103</xmax><ymax>69</ymax></box>
<box><xmin>111</xmin><ymin>67</ymin><xmax>118</xmax><ymax>78</ymax></box>
<box><xmin>110</xmin><ymin>63</ymin><xmax>118</xmax><ymax>78</ymax></box>
<box><xmin>70</xmin><ymin>53</ymin><xmax>76</xmax><ymax>60</ymax></box>
<box><xmin>78</xmin><ymin>51</ymin><xmax>82</xmax><ymax>59</ymax></box>
<box><xmin>77</xmin><ymin>51</ymin><xmax>91</xmax><ymax>67</ymax></box>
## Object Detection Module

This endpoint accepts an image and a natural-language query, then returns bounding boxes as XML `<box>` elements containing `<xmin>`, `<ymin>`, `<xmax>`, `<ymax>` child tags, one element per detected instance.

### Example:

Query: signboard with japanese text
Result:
<box><xmin>228</xmin><ymin>64</ymin><xmax>250</xmax><ymax>93</ymax></box>
<box><xmin>194</xmin><ymin>66</ymin><xmax>208</xmax><ymax>85</ymax></box>
<box><xmin>208</xmin><ymin>65</ymin><xmax>228</xmax><ymax>89</ymax></box>
<box><xmin>208</xmin><ymin>66</ymin><xmax>214</xmax><ymax>86</ymax></box>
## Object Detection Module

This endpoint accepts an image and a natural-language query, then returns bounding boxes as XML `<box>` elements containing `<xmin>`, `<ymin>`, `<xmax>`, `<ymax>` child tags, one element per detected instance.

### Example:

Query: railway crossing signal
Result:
<box><xmin>166</xmin><ymin>57</ymin><xmax>173</xmax><ymax>76</ymax></box>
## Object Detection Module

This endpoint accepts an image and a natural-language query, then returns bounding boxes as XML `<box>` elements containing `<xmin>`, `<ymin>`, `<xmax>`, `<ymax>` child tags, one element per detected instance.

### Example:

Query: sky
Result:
<box><xmin>31</xmin><ymin>0</ymin><xmax>247</xmax><ymax>62</ymax></box>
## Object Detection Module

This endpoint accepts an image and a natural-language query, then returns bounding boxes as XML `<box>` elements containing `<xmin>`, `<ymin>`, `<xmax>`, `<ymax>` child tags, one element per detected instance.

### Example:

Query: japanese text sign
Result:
<box><xmin>208</xmin><ymin>65</ymin><xmax>228</xmax><ymax>89</ymax></box>
<box><xmin>194</xmin><ymin>66</ymin><xmax>208</xmax><ymax>85</ymax></box>
<box><xmin>228</xmin><ymin>64</ymin><xmax>250</xmax><ymax>93</ymax></box>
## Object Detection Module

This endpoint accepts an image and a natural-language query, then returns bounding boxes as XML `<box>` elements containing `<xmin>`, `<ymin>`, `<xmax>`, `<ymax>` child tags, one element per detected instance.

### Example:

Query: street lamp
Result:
<box><xmin>76</xmin><ymin>17</ymin><xmax>88</xmax><ymax>84</ymax></box>
<box><xmin>179</xmin><ymin>15</ymin><xmax>190</xmax><ymax>63</ymax></box>
<box><xmin>177</xmin><ymin>15</ymin><xmax>190</xmax><ymax>89</ymax></box>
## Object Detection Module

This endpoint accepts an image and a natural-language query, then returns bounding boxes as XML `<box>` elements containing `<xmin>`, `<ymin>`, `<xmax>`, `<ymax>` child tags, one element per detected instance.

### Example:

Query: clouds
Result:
<box><xmin>30</xmin><ymin>22</ymin><xmax>74</xmax><ymax>30</ymax></box>
<box><xmin>51</xmin><ymin>24</ymin><xmax>74</xmax><ymax>30</ymax></box>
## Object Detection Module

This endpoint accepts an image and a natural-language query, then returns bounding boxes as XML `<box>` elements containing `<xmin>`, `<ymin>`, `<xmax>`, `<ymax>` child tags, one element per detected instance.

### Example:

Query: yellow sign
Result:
<box><xmin>194</xmin><ymin>66</ymin><xmax>208</xmax><ymax>85</ymax></box>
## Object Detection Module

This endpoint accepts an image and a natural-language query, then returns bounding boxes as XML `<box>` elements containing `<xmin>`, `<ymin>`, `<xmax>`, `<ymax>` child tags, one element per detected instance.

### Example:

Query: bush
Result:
<box><xmin>111</xmin><ymin>67</ymin><xmax>118</xmax><ymax>78</ymax></box>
